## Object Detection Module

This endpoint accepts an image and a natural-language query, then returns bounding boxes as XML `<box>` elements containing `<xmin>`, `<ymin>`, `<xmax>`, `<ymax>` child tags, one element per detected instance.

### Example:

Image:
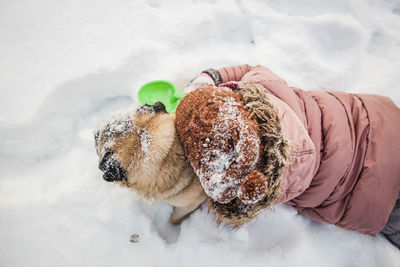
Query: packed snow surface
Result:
<box><xmin>1</xmin><ymin>0</ymin><xmax>400</xmax><ymax>266</ymax></box>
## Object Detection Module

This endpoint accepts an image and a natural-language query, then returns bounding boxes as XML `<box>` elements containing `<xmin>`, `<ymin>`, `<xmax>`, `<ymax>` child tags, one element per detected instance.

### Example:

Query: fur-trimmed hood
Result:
<box><xmin>176</xmin><ymin>82</ymin><xmax>290</xmax><ymax>227</ymax></box>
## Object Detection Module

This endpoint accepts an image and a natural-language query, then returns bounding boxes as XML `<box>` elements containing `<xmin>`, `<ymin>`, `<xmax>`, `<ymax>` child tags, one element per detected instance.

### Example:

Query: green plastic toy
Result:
<box><xmin>137</xmin><ymin>80</ymin><xmax>186</xmax><ymax>113</ymax></box>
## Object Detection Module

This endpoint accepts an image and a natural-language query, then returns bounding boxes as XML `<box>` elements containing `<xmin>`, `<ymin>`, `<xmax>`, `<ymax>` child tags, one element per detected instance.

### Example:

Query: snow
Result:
<box><xmin>94</xmin><ymin>103</ymin><xmax>153</xmax><ymax>163</ymax></box>
<box><xmin>94</xmin><ymin>105</ymin><xmax>137</xmax><ymax>156</ymax></box>
<box><xmin>196</xmin><ymin>93</ymin><xmax>260</xmax><ymax>203</ymax></box>
<box><xmin>0</xmin><ymin>0</ymin><xmax>399</xmax><ymax>266</ymax></box>
<box><xmin>139</xmin><ymin>129</ymin><xmax>152</xmax><ymax>156</ymax></box>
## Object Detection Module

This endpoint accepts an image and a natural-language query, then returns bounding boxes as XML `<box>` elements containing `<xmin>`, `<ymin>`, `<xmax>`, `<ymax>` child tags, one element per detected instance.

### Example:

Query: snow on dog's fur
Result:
<box><xmin>94</xmin><ymin>102</ymin><xmax>206</xmax><ymax>224</ymax></box>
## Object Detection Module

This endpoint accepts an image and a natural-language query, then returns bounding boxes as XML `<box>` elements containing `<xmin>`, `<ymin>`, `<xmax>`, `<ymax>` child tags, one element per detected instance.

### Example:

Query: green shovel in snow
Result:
<box><xmin>137</xmin><ymin>80</ymin><xmax>186</xmax><ymax>113</ymax></box>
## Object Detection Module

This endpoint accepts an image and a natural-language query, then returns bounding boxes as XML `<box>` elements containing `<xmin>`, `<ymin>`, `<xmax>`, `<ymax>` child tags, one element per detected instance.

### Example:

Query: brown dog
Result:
<box><xmin>94</xmin><ymin>102</ymin><xmax>207</xmax><ymax>224</ymax></box>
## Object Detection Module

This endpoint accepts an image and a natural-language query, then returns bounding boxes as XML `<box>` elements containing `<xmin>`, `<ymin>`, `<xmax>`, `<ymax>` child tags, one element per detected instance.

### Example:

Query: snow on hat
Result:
<box><xmin>175</xmin><ymin>86</ymin><xmax>267</xmax><ymax>204</ymax></box>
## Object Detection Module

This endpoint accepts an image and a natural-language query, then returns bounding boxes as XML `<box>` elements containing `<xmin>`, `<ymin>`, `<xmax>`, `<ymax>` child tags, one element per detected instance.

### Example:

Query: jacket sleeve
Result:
<box><xmin>218</xmin><ymin>65</ymin><xmax>307</xmax><ymax>127</ymax></box>
<box><xmin>262</xmin><ymin>93</ymin><xmax>317</xmax><ymax>205</ymax></box>
<box><xmin>218</xmin><ymin>64</ymin><xmax>253</xmax><ymax>82</ymax></box>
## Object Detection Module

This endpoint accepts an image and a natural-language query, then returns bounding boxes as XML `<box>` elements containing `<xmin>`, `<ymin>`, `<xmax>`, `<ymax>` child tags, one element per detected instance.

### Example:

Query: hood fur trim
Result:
<box><xmin>208</xmin><ymin>83</ymin><xmax>290</xmax><ymax>227</ymax></box>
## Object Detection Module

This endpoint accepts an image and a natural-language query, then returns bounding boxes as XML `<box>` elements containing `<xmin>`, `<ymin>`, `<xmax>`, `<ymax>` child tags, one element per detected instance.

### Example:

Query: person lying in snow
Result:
<box><xmin>177</xmin><ymin>64</ymin><xmax>400</xmax><ymax>248</ymax></box>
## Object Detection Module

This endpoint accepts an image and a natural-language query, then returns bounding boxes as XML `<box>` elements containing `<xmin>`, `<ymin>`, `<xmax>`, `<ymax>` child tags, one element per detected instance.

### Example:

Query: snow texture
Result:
<box><xmin>94</xmin><ymin>103</ymin><xmax>152</xmax><ymax>161</ymax></box>
<box><xmin>196</xmin><ymin>91</ymin><xmax>260</xmax><ymax>203</ymax></box>
<box><xmin>1</xmin><ymin>0</ymin><xmax>400</xmax><ymax>266</ymax></box>
<box><xmin>94</xmin><ymin>105</ymin><xmax>137</xmax><ymax>156</ymax></box>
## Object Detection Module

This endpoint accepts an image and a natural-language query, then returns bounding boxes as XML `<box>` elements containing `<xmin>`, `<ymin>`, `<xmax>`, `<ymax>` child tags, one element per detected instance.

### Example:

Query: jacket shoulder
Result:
<box><xmin>265</xmin><ymin>93</ymin><xmax>317</xmax><ymax>204</ymax></box>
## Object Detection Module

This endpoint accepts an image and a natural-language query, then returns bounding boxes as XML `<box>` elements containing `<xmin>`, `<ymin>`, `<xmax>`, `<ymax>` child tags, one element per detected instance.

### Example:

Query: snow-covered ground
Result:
<box><xmin>1</xmin><ymin>0</ymin><xmax>400</xmax><ymax>266</ymax></box>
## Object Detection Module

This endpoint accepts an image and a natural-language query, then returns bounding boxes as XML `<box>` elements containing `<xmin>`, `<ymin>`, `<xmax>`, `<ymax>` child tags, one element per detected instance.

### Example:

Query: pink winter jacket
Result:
<box><xmin>218</xmin><ymin>64</ymin><xmax>400</xmax><ymax>235</ymax></box>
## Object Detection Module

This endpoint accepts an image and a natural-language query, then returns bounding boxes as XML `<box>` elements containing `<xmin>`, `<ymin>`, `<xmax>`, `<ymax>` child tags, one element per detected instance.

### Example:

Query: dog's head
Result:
<box><xmin>94</xmin><ymin>102</ymin><xmax>176</xmax><ymax>188</ymax></box>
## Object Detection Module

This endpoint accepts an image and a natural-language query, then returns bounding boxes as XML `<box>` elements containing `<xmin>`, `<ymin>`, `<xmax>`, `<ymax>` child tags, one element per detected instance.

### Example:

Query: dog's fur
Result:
<box><xmin>95</xmin><ymin>84</ymin><xmax>288</xmax><ymax>227</ymax></box>
<box><xmin>95</xmin><ymin>107</ymin><xmax>207</xmax><ymax>224</ymax></box>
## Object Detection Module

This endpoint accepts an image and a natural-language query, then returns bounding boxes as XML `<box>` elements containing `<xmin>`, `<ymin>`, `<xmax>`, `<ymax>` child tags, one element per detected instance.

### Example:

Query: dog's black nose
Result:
<box><xmin>99</xmin><ymin>151</ymin><xmax>126</xmax><ymax>182</ymax></box>
<box><xmin>103</xmin><ymin>163</ymin><xmax>125</xmax><ymax>182</ymax></box>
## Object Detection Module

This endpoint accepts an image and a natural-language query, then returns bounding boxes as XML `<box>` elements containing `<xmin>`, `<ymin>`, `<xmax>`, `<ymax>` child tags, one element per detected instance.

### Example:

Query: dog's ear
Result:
<box><xmin>153</xmin><ymin>102</ymin><xmax>167</xmax><ymax>113</ymax></box>
<box><xmin>137</xmin><ymin>102</ymin><xmax>167</xmax><ymax>114</ymax></box>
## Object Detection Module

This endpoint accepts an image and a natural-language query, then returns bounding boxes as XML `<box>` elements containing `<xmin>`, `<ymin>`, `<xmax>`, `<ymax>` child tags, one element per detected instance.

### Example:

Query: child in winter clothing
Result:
<box><xmin>177</xmin><ymin>64</ymin><xmax>400</xmax><ymax>248</ymax></box>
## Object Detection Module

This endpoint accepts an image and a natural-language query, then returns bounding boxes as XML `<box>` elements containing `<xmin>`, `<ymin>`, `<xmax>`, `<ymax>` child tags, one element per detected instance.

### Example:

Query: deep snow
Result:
<box><xmin>1</xmin><ymin>0</ymin><xmax>400</xmax><ymax>266</ymax></box>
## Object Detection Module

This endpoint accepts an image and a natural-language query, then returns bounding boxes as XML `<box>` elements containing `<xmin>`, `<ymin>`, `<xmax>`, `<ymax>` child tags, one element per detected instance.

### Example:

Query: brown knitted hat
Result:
<box><xmin>175</xmin><ymin>86</ymin><xmax>265</xmax><ymax>204</ymax></box>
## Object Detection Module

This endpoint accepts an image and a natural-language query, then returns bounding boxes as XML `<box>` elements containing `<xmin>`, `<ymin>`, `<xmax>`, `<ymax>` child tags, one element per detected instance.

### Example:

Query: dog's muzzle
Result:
<box><xmin>99</xmin><ymin>151</ymin><xmax>126</xmax><ymax>182</ymax></box>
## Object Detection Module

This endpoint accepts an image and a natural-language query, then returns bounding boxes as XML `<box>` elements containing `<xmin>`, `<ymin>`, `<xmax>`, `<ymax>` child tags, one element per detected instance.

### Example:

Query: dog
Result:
<box><xmin>94</xmin><ymin>102</ymin><xmax>207</xmax><ymax>224</ymax></box>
